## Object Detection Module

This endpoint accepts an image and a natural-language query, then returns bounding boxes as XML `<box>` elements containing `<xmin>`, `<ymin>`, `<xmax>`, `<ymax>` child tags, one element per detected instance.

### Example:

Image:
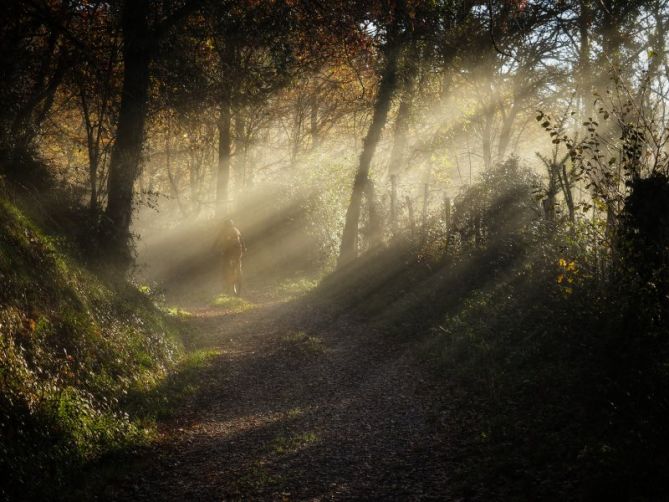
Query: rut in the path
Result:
<box><xmin>93</xmin><ymin>296</ymin><xmax>453</xmax><ymax>500</ymax></box>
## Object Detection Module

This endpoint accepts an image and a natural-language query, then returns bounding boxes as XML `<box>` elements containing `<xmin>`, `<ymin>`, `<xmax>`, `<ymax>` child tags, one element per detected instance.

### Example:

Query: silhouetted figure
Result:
<box><xmin>216</xmin><ymin>219</ymin><xmax>245</xmax><ymax>296</ymax></box>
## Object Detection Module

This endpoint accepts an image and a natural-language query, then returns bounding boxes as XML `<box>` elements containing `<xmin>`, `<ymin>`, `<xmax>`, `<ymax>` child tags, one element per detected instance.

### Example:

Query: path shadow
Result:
<box><xmin>72</xmin><ymin>293</ymin><xmax>452</xmax><ymax>501</ymax></box>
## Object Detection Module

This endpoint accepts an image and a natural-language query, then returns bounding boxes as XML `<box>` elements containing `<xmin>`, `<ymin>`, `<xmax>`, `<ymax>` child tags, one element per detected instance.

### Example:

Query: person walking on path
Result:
<box><xmin>216</xmin><ymin>219</ymin><xmax>246</xmax><ymax>296</ymax></box>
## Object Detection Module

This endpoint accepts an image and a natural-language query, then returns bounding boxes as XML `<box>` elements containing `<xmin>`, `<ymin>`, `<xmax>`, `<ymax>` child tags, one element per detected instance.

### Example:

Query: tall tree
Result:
<box><xmin>337</xmin><ymin>2</ymin><xmax>411</xmax><ymax>267</ymax></box>
<box><xmin>0</xmin><ymin>1</ymin><xmax>73</xmax><ymax>154</ymax></box>
<box><xmin>102</xmin><ymin>0</ymin><xmax>203</xmax><ymax>270</ymax></box>
<box><xmin>338</xmin><ymin>35</ymin><xmax>403</xmax><ymax>266</ymax></box>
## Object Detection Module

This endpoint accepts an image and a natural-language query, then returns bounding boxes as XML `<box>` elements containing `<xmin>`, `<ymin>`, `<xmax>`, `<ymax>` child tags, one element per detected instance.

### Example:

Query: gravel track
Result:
<box><xmin>93</xmin><ymin>293</ymin><xmax>453</xmax><ymax>501</ymax></box>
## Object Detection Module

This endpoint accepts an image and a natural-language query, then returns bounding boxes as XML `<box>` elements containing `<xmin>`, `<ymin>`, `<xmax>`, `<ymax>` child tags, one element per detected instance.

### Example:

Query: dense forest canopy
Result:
<box><xmin>7</xmin><ymin>0</ymin><xmax>666</xmax><ymax>271</ymax></box>
<box><xmin>3</xmin><ymin>0</ymin><xmax>669</xmax><ymax>500</ymax></box>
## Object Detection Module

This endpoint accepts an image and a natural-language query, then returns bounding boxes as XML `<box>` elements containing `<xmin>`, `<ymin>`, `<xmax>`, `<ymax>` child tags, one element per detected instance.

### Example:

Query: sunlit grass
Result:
<box><xmin>163</xmin><ymin>306</ymin><xmax>193</xmax><ymax>318</ymax></box>
<box><xmin>211</xmin><ymin>294</ymin><xmax>255</xmax><ymax>312</ymax></box>
<box><xmin>272</xmin><ymin>277</ymin><xmax>320</xmax><ymax>298</ymax></box>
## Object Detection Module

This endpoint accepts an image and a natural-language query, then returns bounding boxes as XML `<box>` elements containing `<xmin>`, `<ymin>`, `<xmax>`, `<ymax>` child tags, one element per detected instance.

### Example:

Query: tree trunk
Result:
<box><xmin>12</xmin><ymin>59</ymin><xmax>66</xmax><ymax>151</ymax></box>
<box><xmin>10</xmin><ymin>31</ymin><xmax>60</xmax><ymax>148</ymax></box>
<box><xmin>560</xmin><ymin>163</ymin><xmax>575</xmax><ymax>222</ymax></box>
<box><xmin>33</xmin><ymin>56</ymin><xmax>66</xmax><ymax>130</ymax></box>
<box><xmin>640</xmin><ymin>1</ymin><xmax>665</xmax><ymax>107</ymax></box>
<box><xmin>388</xmin><ymin>40</ymin><xmax>418</xmax><ymax>180</ymax></box>
<box><xmin>497</xmin><ymin>101</ymin><xmax>519</xmax><ymax>161</ymax></box>
<box><xmin>103</xmin><ymin>0</ymin><xmax>151</xmax><ymax>269</ymax></box>
<box><xmin>363</xmin><ymin>180</ymin><xmax>384</xmax><ymax>249</ymax></box>
<box><xmin>578</xmin><ymin>0</ymin><xmax>592</xmax><ymax>120</ymax></box>
<box><xmin>421</xmin><ymin>183</ymin><xmax>429</xmax><ymax>242</ymax></box>
<box><xmin>443</xmin><ymin>196</ymin><xmax>451</xmax><ymax>238</ymax></box>
<box><xmin>310</xmin><ymin>96</ymin><xmax>319</xmax><ymax>149</ymax></box>
<box><xmin>338</xmin><ymin>39</ymin><xmax>401</xmax><ymax>267</ymax></box>
<box><xmin>543</xmin><ymin>166</ymin><xmax>557</xmax><ymax>221</ymax></box>
<box><xmin>406</xmin><ymin>196</ymin><xmax>416</xmax><ymax>240</ymax></box>
<box><xmin>234</xmin><ymin>112</ymin><xmax>248</xmax><ymax>187</ymax></box>
<box><xmin>388</xmin><ymin>94</ymin><xmax>411</xmax><ymax>176</ymax></box>
<box><xmin>165</xmin><ymin>117</ymin><xmax>188</xmax><ymax>218</ymax></box>
<box><xmin>481</xmin><ymin>114</ymin><xmax>493</xmax><ymax>171</ymax></box>
<box><xmin>291</xmin><ymin>98</ymin><xmax>303</xmax><ymax>165</ymax></box>
<box><xmin>390</xmin><ymin>174</ymin><xmax>398</xmax><ymax>234</ymax></box>
<box><xmin>80</xmin><ymin>86</ymin><xmax>99</xmax><ymax>212</ymax></box>
<box><xmin>217</xmin><ymin>89</ymin><xmax>232</xmax><ymax>215</ymax></box>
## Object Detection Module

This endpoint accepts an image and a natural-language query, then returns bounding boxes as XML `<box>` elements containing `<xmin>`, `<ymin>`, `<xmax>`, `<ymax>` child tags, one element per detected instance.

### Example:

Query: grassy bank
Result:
<box><xmin>0</xmin><ymin>195</ymin><xmax>192</xmax><ymax>500</ymax></box>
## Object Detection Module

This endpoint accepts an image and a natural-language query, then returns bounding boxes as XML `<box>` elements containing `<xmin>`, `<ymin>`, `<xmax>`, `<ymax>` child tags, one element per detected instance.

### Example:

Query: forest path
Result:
<box><xmin>96</xmin><ymin>289</ymin><xmax>453</xmax><ymax>500</ymax></box>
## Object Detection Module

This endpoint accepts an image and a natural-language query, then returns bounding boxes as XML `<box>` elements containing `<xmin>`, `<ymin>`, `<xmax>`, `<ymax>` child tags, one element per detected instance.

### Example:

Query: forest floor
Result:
<box><xmin>83</xmin><ymin>284</ymin><xmax>456</xmax><ymax>500</ymax></box>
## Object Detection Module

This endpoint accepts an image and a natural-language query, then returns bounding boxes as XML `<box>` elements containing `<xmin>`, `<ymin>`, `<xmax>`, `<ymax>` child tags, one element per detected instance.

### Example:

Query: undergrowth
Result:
<box><xmin>421</xmin><ymin>236</ymin><xmax>669</xmax><ymax>500</ymax></box>
<box><xmin>312</xmin><ymin>159</ymin><xmax>669</xmax><ymax>500</ymax></box>
<box><xmin>0</xmin><ymin>196</ymin><xmax>186</xmax><ymax>500</ymax></box>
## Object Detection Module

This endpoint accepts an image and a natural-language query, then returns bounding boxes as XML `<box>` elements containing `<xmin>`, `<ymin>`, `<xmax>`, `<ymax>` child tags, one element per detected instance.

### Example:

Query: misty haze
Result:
<box><xmin>2</xmin><ymin>1</ymin><xmax>669</xmax><ymax>500</ymax></box>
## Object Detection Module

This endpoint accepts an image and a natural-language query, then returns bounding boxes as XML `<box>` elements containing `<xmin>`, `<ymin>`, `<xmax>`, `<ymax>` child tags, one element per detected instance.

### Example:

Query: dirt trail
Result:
<box><xmin>95</xmin><ymin>291</ymin><xmax>453</xmax><ymax>500</ymax></box>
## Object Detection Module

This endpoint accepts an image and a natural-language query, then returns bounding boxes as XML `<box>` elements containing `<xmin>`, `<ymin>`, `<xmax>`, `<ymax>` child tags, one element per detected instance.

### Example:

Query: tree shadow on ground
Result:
<box><xmin>70</xmin><ymin>292</ymin><xmax>453</xmax><ymax>501</ymax></box>
<box><xmin>73</xmin><ymin>237</ymin><xmax>539</xmax><ymax>501</ymax></box>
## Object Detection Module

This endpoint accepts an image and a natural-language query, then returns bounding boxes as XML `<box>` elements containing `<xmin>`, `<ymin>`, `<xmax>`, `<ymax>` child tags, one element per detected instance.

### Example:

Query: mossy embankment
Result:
<box><xmin>0</xmin><ymin>193</ymin><xmax>188</xmax><ymax>500</ymax></box>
